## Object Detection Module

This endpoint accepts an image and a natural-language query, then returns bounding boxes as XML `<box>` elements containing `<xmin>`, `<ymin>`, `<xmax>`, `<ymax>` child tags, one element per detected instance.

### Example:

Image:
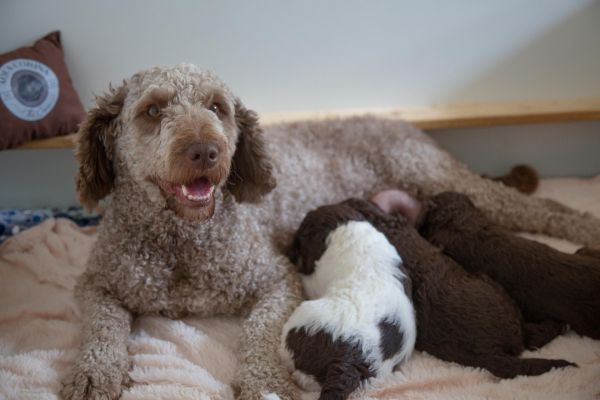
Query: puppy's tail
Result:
<box><xmin>483</xmin><ymin>355</ymin><xmax>576</xmax><ymax>379</ymax></box>
<box><xmin>318</xmin><ymin>361</ymin><xmax>369</xmax><ymax>400</ymax></box>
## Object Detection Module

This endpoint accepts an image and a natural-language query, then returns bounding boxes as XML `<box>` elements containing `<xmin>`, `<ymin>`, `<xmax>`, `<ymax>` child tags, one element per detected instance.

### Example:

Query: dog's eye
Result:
<box><xmin>208</xmin><ymin>103</ymin><xmax>220</xmax><ymax>115</ymax></box>
<box><xmin>146</xmin><ymin>104</ymin><xmax>160</xmax><ymax>117</ymax></box>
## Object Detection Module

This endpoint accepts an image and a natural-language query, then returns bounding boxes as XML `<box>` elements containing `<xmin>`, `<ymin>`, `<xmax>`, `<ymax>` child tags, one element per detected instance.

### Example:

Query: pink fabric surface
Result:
<box><xmin>1</xmin><ymin>177</ymin><xmax>599</xmax><ymax>400</ymax></box>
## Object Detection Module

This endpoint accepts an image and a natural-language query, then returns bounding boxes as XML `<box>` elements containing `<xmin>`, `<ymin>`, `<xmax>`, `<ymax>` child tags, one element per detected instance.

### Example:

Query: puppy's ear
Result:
<box><xmin>287</xmin><ymin>237</ymin><xmax>300</xmax><ymax>265</ymax></box>
<box><xmin>75</xmin><ymin>84</ymin><xmax>127</xmax><ymax>210</ymax></box>
<box><xmin>226</xmin><ymin>99</ymin><xmax>276</xmax><ymax>203</ymax></box>
<box><xmin>287</xmin><ymin>236</ymin><xmax>317</xmax><ymax>275</ymax></box>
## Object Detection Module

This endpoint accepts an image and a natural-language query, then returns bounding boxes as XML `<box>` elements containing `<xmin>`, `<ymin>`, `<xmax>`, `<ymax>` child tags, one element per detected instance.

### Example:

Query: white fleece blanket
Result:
<box><xmin>1</xmin><ymin>177</ymin><xmax>600</xmax><ymax>400</ymax></box>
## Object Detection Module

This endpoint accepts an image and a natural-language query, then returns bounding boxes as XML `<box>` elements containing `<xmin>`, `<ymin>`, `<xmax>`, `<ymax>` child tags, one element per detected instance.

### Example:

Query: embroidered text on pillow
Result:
<box><xmin>0</xmin><ymin>58</ymin><xmax>60</xmax><ymax>121</ymax></box>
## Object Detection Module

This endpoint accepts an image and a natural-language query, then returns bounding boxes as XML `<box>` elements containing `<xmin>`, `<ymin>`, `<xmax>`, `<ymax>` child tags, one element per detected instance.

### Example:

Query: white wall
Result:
<box><xmin>1</xmin><ymin>0</ymin><xmax>599</xmax><ymax>208</ymax></box>
<box><xmin>2</xmin><ymin>0</ymin><xmax>599</xmax><ymax>111</ymax></box>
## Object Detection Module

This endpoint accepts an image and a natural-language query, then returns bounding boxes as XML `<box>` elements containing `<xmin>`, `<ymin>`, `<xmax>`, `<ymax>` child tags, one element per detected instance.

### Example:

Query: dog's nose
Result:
<box><xmin>186</xmin><ymin>142</ymin><xmax>220</xmax><ymax>169</ymax></box>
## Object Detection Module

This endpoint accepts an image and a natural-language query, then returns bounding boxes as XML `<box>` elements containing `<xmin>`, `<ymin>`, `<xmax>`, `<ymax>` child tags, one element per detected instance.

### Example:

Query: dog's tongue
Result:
<box><xmin>182</xmin><ymin>177</ymin><xmax>213</xmax><ymax>197</ymax></box>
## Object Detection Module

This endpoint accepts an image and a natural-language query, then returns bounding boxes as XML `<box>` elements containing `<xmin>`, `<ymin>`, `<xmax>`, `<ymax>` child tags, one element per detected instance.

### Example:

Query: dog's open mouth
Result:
<box><xmin>175</xmin><ymin>177</ymin><xmax>215</xmax><ymax>205</ymax></box>
<box><xmin>159</xmin><ymin>176</ymin><xmax>216</xmax><ymax>208</ymax></box>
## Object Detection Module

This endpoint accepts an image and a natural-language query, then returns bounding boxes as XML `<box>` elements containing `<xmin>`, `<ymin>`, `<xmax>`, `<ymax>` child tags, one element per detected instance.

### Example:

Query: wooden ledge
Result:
<box><xmin>260</xmin><ymin>97</ymin><xmax>600</xmax><ymax>129</ymax></box>
<box><xmin>14</xmin><ymin>97</ymin><xmax>600</xmax><ymax>150</ymax></box>
<box><xmin>16</xmin><ymin>133</ymin><xmax>77</xmax><ymax>150</ymax></box>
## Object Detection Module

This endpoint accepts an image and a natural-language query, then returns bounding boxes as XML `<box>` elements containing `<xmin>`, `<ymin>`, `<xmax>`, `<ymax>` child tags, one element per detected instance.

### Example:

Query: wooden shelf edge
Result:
<box><xmin>13</xmin><ymin>97</ymin><xmax>600</xmax><ymax>150</ymax></box>
<box><xmin>16</xmin><ymin>133</ymin><xmax>77</xmax><ymax>150</ymax></box>
<box><xmin>259</xmin><ymin>98</ymin><xmax>600</xmax><ymax>129</ymax></box>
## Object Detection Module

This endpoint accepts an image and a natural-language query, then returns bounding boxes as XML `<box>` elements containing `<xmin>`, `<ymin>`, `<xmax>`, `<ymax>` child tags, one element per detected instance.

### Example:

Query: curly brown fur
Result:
<box><xmin>63</xmin><ymin>64</ymin><xmax>600</xmax><ymax>400</ymax></box>
<box><xmin>227</xmin><ymin>100</ymin><xmax>277</xmax><ymax>203</ymax></box>
<box><xmin>420</xmin><ymin>191</ymin><xmax>600</xmax><ymax>340</ymax></box>
<box><xmin>343</xmin><ymin>197</ymin><xmax>575</xmax><ymax>378</ymax></box>
<box><xmin>75</xmin><ymin>83</ymin><xmax>127</xmax><ymax>209</ymax></box>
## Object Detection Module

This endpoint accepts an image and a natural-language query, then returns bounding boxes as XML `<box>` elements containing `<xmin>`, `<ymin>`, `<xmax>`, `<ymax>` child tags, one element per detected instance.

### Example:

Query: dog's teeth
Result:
<box><xmin>183</xmin><ymin>186</ymin><xmax>214</xmax><ymax>202</ymax></box>
<box><xmin>181</xmin><ymin>185</ymin><xmax>214</xmax><ymax>202</ymax></box>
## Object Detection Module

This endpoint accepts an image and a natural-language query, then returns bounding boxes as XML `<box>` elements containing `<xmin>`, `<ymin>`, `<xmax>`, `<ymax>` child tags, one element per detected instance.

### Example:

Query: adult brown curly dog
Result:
<box><xmin>61</xmin><ymin>64</ymin><xmax>600</xmax><ymax>400</ymax></box>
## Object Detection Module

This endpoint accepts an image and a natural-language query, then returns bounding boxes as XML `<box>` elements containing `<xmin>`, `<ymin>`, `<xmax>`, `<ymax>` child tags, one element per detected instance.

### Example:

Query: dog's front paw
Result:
<box><xmin>60</xmin><ymin>364</ymin><xmax>127</xmax><ymax>400</ymax></box>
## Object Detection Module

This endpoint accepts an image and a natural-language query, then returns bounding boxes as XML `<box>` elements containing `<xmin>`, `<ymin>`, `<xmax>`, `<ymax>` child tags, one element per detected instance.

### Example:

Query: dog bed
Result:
<box><xmin>1</xmin><ymin>176</ymin><xmax>599</xmax><ymax>400</ymax></box>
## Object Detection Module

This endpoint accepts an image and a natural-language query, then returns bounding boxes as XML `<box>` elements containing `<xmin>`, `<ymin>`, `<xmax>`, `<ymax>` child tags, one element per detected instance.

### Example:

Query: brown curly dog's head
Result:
<box><xmin>75</xmin><ymin>64</ymin><xmax>275</xmax><ymax>221</ymax></box>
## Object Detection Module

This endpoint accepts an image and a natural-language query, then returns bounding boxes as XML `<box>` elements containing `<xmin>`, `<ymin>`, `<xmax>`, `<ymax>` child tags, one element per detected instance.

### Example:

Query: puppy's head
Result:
<box><xmin>427</xmin><ymin>192</ymin><xmax>477</xmax><ymax>219</ymax></box>
<box><xmin>75</xmin><ymin>64</ymin><xmax>275</xmax><ymax>221</ymax></box>
<box><xmin>287</xmin><ymin>204</ymin><xmax>365</xmax><ymax>275</ymax></box>
<box><xmin>419</xmin><ymin>191</ymin><xmax>480</xmax><ymax>236</ymax></box>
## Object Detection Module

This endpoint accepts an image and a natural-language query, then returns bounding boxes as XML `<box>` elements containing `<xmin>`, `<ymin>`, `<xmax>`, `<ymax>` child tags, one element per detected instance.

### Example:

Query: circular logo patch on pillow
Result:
<box><xmin>0</xmin><ymin>58</ymin><xmax>60</xmax><ymax>121</ymax></box>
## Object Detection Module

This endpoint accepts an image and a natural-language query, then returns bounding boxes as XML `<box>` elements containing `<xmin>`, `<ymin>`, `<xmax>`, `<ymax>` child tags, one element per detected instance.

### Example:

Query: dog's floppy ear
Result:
<box><xmin>226</xmin><ymin>99</ymin><xmax>276</xmax><ymax>203</ymax></box>
<box><xmin>75</xmin><ymin>83</ymin><xmax>127</xmax><ymax>210</ymax></box>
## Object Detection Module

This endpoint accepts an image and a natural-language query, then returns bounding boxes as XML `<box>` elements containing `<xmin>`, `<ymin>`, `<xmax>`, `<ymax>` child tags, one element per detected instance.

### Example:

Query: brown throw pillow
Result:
<box><xmin>0</xmin><ymin>31</ymin><xmax>85</xmax><ymax>150</ymax></box>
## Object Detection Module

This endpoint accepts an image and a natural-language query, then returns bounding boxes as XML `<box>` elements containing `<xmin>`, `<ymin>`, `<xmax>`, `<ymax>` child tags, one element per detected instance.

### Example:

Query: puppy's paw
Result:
<box><xmin>236</xmin><ymin>387</ymin><xmax>298</xmax><ymax>400</ymax></box>
<box><xmin>262</xmin><ymin>392</ymin><xmax>317</xmax><ymax>400</ymax></box>
<box><xmin>262</xmin><ymin>393</ymin><xmax>283</xmax><ymax>400</ymax></box>
<box><xmin>291</xmin><ymin>370</ymin><xmax>321</xmax><ymax>392</ymax></box>
<box><xmin>60</xmin><ymin>365</ymin><xmax>126</xmax><ymax>400</ymax></box>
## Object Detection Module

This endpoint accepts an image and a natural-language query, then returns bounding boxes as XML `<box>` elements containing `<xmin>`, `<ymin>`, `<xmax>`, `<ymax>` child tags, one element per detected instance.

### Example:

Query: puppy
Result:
<box><xmin>343</xmin><ymin>195</ymin><xmax>575</xmax><ymax>379</ymax></box>
<box><xmin>281</xmin><ymin>204</ymin><xmax>417</xmax><ymax>400</ymax></box>
<box><xmin>420</xmin><ymin>191</ymin><xmax>600</xmax><ymax>340</ymax></box>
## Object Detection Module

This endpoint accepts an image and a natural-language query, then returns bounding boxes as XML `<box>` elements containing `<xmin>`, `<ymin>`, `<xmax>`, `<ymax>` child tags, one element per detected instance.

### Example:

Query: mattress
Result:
<box><xmin>1</xmin><ymin>176</ymin><xmax>599</xmax><ymax>400</ymax></box>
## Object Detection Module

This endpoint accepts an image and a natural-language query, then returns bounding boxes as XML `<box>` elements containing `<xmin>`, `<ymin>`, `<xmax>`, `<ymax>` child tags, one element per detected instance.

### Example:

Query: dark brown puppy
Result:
<box><xmin>419</xmin><ymin>191</ymin><xmax>600</xmax><ymax>340</ymax></box>
<box><xmin>340</xmin><ymin>197</ymin><xmax>575</xmax><ymax>379</ymax></box>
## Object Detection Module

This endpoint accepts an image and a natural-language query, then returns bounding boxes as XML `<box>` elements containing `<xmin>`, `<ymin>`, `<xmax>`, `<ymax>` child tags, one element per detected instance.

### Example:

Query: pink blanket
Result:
<box><xmin>1</xmin><ymin>177</ymin><xmax>599</xmax><ymax>400</ymax></box>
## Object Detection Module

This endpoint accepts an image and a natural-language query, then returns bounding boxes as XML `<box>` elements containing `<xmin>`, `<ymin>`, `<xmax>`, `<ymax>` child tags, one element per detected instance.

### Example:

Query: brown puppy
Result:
<box><xmin>419</xmin><ymin>191</ymin><xmax>600</xmax><ymax>340</ymax></box>
<box><xmin>341</xmin><ymin>197</ymin><xmax>575</xmax><ymax>379</ymax></box>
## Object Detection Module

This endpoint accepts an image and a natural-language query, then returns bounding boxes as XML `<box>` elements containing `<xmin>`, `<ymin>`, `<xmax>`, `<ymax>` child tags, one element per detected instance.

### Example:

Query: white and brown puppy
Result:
<box><xmin>281</xmin><ymin>204</ymin><xmax>416</xmax><ymax>400</ymax></box>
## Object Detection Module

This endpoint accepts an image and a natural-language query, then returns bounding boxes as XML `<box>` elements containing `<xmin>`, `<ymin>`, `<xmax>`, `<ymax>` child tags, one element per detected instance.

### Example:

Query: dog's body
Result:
<box><xmin>420</xmin><ymin>192</ymin><xmax>600</xmax><ymax>340</ymax></box>
<box><xmin>281</xmin><ymin>209</ymin><xmax>416</xmax><ymax>400</ymax></box>
<box><xmin>61</xmin><ymin>64</ymin><xmax>600</xmax><ymax>400</ymax></box>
